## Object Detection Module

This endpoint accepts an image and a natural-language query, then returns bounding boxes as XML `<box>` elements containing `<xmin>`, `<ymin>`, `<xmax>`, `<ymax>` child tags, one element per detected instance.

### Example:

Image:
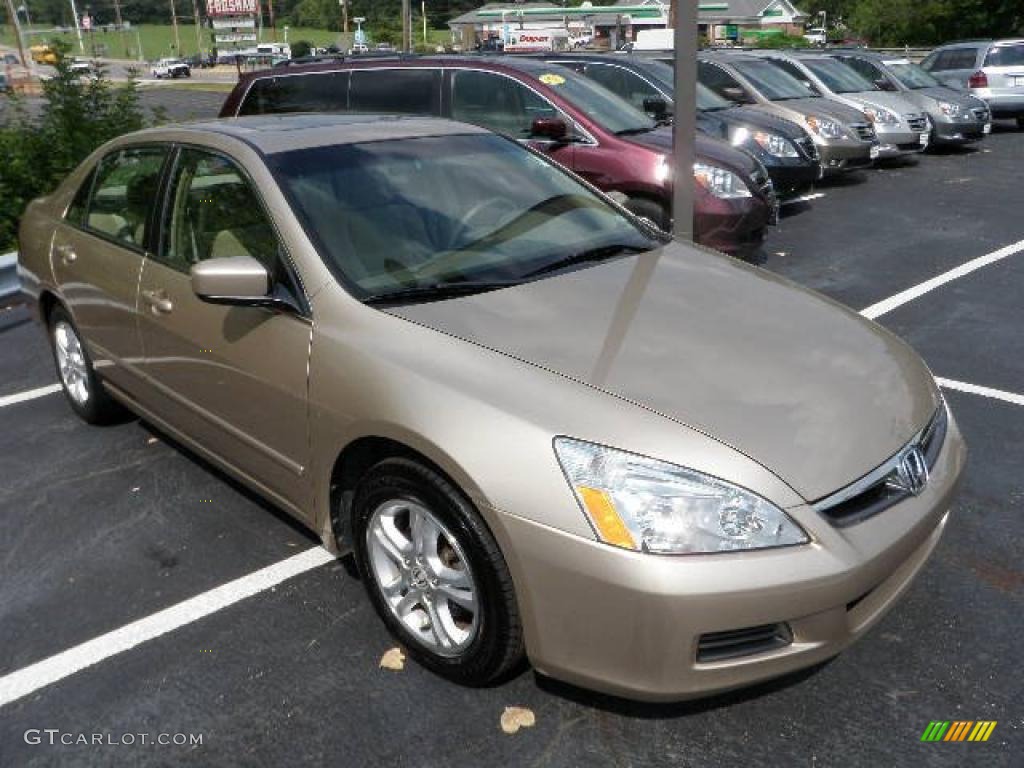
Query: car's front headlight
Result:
<box><xmin>693</xmin><ymin>161</ymin><xmax>752</xmax><ymax>199</ymax></box>
<box><xmin>554</xmin><ymin>438</ymin><xmax>809</xmax><ymax>554</ymax></box>
<box><xmin>804</xmin><ymin>115</ymin><xmax>845</xmax><ymax>139</ymax></box>
<box><xmin>862</xmin><ymin>105</ymin><xmax>900</xmax><ymax>125</ymax></box>
<box><xmin>938</xmin><ymin>100</ymin><xmax>961</xmax><ymax>117</ymax></box>
<box><xmin>732</xmin><ymin>127</ymin><xmax>799</xmax><ymax>158</ymax></box>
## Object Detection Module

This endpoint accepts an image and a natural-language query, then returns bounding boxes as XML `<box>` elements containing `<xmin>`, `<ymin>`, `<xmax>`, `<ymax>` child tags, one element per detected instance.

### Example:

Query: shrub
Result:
<box><xmin>0</xmin><ymin>41</ymin><xmax>147</xmax><ymax>252</ymax></box>
<box><xmin>290</xmin><ymin>40</ymin><xmax>313</xmax><ymax>59</ymax></box>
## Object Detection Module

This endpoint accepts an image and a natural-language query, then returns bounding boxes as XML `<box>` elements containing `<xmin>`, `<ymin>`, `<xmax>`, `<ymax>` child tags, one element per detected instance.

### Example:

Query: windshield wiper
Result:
<box><xmin>364</xmin><ymin>280</ymin><xmax>521</xmax><ymax>306</ymax></box>
<box><xmin>521</xmin><ymin>244</ymin><xmax>647</xmax><ymax>279</ymax></box>
<box><xmin>615</xmin><ymin>126</ymin><xmax>657</xmax><ymax>136</ymax></box>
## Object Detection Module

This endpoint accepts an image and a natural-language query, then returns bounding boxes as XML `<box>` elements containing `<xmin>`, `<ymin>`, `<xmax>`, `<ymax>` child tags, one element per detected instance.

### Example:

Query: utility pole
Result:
<box><xmin>169</xmin><ymin>0</ymin><xmax>181</xmax><ymax>54</ymax></box>
<box><xmin>421</xmin><ymin>0</ymin><xmax>426</xmax><ymax>44</ymax></box>
<box><xmin>670</xmin><ymin>0</ymin><xmax>697</xmax><ymax>241</ymax></box>
<box><xmin>340</xmin><ymin>0</ymin><xmax>347</xmax><ymax>34</ymax></box>
<box><xmin>268</xmin><ymin>0</ymin><xmax>275</xmax><ymax>41</ymax></box>
<box><xmin>192</xmin><ymin>0</ymin><xmax>202</xmax><ymax>53</ymax></box>
<box><xmin>3</xmin><ymin>0</ymin><xmax>29</xmax><ymax>67</ymax></box>
<box><xmin>401</xmin><ymin>0</ymin><xmax>411</xmax><ymax>52</ymax></box>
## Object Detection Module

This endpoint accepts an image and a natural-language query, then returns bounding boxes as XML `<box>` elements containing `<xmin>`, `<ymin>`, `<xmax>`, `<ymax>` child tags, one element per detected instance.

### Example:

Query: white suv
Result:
<box><xmin>922</xmin><ymin>40</ymin><xmax>1024</xmax><ymax>127</ymax></box>
<box><xmin>150</xmin><ymin>58</ymin><xmax>191</xmax><ymax>79</ymax></box>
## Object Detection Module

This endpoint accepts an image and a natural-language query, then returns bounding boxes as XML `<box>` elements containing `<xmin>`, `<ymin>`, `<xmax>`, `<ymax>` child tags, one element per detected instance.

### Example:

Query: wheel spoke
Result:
<box><xmin>394</xmin><ymin>590</ymin><xmax>421</xmax><ymax>619</ymax></box>
<box><xmin>372</xmin><ymin>523</ymin><xmax>410</xmax><ymax>567</ymax></box>
<box><xmin>436</xmin><ymin>582</ymin><xmax>476</xmax><ymax>612</ymax></box>
<box><xmin>424</xmin><ymin>598</ymin><xmax>454</xmax><ymax>649</ymax></box>
<box><xmin>410</xmin><ymin>507</ymin><xmax>441</xmax><ymax>557</ymax></box>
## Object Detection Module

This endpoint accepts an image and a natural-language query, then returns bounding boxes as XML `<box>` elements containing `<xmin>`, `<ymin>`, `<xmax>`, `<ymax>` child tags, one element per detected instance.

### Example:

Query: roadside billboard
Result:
<box><xmin>206</xmin><ymin>0</ymin><xmax>258</xmax><ymax>17</ymax></box>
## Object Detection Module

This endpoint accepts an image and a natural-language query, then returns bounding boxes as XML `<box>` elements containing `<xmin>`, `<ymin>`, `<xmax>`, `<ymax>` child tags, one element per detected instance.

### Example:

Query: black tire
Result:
<box><xmin>351</xmin><ymin>458</ymin><xmax>524</xmax><ymax>686</ymax></box>
<box><xmin>48</xmin><ymin>305</ymin><xmax>126</xmax><ymax>425</ymax></box>
<box><xmin>624</xmin><ymin>196</ymin><xmax>670</xmax><ymax>231</ymax></box>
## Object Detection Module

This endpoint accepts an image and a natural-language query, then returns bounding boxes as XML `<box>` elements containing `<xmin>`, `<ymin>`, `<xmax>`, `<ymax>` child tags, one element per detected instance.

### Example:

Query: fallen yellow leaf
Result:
<box><xmin>500</xmin><ymin>706</ymin><xmax>536</xmax><ymax>734</ymax></box>
<box><xmin>379</xmin><ymin>647</ymin><xmax>405</xmax><ymax>671</ymax></box>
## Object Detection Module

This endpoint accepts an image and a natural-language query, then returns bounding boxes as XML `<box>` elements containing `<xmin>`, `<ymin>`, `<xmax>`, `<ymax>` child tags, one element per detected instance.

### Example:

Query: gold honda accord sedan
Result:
<box><xmin>18</xmin><ymin>114</ymin><xmax>965</xmax><ymax>701</ymax></box>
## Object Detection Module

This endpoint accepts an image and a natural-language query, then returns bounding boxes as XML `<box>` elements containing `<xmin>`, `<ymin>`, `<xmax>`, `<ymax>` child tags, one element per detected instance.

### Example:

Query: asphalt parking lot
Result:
<box><xmin>0</xmin><ymin>113</ymin><xmax>1022</xmax><ymax>767</ymax></box>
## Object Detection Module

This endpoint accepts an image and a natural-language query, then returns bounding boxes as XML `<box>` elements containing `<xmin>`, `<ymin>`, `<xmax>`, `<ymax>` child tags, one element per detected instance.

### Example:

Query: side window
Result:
<box><xmin>161</xmin><ymin>149</ymin><xmax>282</xmax><ymax>276</ymax></box>
<box><xmin>698</xmin><ymin>61</ymin><xmax>745</xmax><ymax>99</ymax></box>
<box><xmin>451</xmin><ymin>70</ymin><xmax>557</xmax><ymax>139</ymax></box>
<box><xmin>238</xmin><ymin>71</ymin><xmax>348</xmax><ymax>115</ymax></box>
<box><xmin>843</xmin><ymin>57</ymin><xmax>882</xmax><ymax>82</ymax></box>
<box><xmin>84</xmin><ymin>146</ymin><xmax>167</xmax><ymax>249</ymax></box>
<box><xmin>772</xmin><ymin>59</ymin><xmax>818</xmax><ymax>92</ymax></box>
<box><xmin>65</xmin><ymin>167</ymin><xmax>96</xmax><ymax>226</ymax></box>
<box><xmin>952</xmin><ymin>47</ymin><xmax>980</xmax><ymax>69</ymax></box>
<box><xmin>349</xmin><ymin>69</ymin><xmax>441</xmax><ymax>115</ymax></box>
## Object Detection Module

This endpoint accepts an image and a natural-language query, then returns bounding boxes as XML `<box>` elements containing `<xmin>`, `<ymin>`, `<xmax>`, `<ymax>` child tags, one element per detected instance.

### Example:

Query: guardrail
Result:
<box><xmin>0</xmin><ymin>252</ymin><xmax>19</xmax><ymax>302</ymax></box>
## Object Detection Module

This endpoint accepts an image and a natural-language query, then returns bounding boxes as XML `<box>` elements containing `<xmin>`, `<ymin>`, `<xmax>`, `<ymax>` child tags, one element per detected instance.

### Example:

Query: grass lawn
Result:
<box><xmin>1</xmin><ymin>23</ymin><xmax>457</xmax><ymax>61</ymax></box>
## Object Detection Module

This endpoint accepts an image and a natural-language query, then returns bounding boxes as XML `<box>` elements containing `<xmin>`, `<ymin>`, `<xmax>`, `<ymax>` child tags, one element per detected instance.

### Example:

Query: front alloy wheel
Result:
<box><xmin>54</xmin><ymin>320</ymin><xmax>90</xmax><ymax>406</ymax></box>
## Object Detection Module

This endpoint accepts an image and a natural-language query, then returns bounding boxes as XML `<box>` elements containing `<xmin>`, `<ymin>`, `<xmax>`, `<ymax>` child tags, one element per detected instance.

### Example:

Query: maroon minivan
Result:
<box><xmin>220</xmin><ymin>56</ymin><xmax>776</xmax><ymax>256</ymax></box>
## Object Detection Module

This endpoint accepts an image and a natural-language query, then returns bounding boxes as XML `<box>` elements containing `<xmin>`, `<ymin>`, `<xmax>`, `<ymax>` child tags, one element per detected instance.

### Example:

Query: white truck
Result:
<box><xmin>150</xmin><ymin>58</ymin><xmax>191</xmax><ymax>78</ymax></box>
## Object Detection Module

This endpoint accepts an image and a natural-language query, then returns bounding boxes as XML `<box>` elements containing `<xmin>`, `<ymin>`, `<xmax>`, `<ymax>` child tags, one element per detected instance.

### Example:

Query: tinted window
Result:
<box><xmin>451</xmin><ymin>70</ymin><xmax>558</xmax><ymax>139</ymax></box>
<box><xmin>842</xmin><ymin>57</ymin><xmax>885</xmax><ymax>82</ymax></box>
<box><xmin>932</xmin><ymin>47</ymin><xmax>979</xmax><ymax>71</ymax></box>
<box><xmin>85</xmin><ymin>146</ymin><xmax>167</xmax><ymax>248</ymax></box>
<box><xmin>770</xmin><ymin>59</ymin><xmax>824</xmax><ymax>93</ymax></box>
<box><xmin>586</xmin><ymin>63</ymin><xmax>665</xmax><ymax>114</ymax></box>
<box><xmin>349</xmin><ymin>68</ymin><xmax>441</xmax><ymax>115</ymax></box>
<box><xmin>800</xmin><ymin>58</ymin><xmax>876</xmax><ymax>93</ymax></box>
<box><xmin>698</xmin><ymin>61</ymin><xmax>747</xmax><ymax>99</ymax></box>
<box><xmin>529</xmin><ymin>68</ymin><xmax>656</xmax><ymax>134</ymax></box>
<box><xmin>239</xmin><ymin>71</ymin><xmax>348</xmax><ymax>115</ymax></box>
<box><xmin>985</xmin><ymin>44</ymin><xmax>1024</xmax><ymax>67</ymax></box>
<box><xmin>886</xmin><ymin>61</ymin><xmax>941</xmax><ymax>89</ymax></box>
<box><xmin>268</xmin><ymin>133</ymin><xmax>656</xmax><ymax>300</ymax></box>
<box><xmin>161</xmin><ymin>149</ymin><xmax>281</xmax><ymax>274</ymax></box>
<box><xmin>66</xmin><ymin>168</ymin><xmax>96</xmax><ymax>226</ymax></box>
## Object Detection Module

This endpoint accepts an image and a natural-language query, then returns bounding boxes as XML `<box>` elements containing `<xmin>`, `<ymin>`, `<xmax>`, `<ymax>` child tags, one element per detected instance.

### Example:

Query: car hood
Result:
<box><xmin>713</xmin><ymin>105</ymin><xmax>810</xmax><ymax>140</ymax></box>
<box><xmin>762</xmin><ymin>97</ymin><xmax>869</xmax><ymax>126</ymax></box>
<box><xmin>627</xmin><ymin>128</ymin><xmax>762</xmax><ymax>177</ymax></box>
<box><xmin>901</xmin><ymin>86</ymin><xmax>987</xmax><ymax>109</ymax></box>
<box><xmin>840</xmin><ymin>90</ymin><xmax>924</xmax><ymax>116</ymax></box>
<box><xmin>386</xmin><ymin>243</ymin><xmax>940</xmax><ymax>502</ymax></box>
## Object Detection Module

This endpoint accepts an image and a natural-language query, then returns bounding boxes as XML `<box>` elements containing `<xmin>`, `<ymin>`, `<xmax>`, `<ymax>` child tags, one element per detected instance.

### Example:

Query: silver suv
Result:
<box><xmin>754</xmin><ymin>51</ymin><xmax>931</xmax><ymax>158</ymax></box>
<box><xmin>921</xmin><ymin>39</ymin><xmax>1024</xmax><ymax>127</ymax></box>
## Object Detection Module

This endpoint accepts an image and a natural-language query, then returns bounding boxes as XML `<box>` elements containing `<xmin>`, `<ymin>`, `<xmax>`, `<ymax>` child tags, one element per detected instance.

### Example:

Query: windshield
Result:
<box><xmin>268</xmin><ymin>133</ymin><xmax>657</xmax><ymax>302</ymax></box>
<box><xmin>801</xmin><ymin>58</ymin><xmax>877</xmax><ymax>93</ymax></box>
<box><xmin>886</xmin><ymin>61</ymin><xmax>941</xmax><ymax>89</ymax></box>
<box><xmin>537</xmin><ymin>68</ymin><xmax>657</xmax><ymax>135</ymax></box>
<box><xmin>732</xmin><ymin>60</ymin><xmax>819</xmax><ymax>100</ymax></box>
<box><xmin>985</xmin><ymin>44</ymin><xmax>1024</xmax><ymax>67</ymax></box>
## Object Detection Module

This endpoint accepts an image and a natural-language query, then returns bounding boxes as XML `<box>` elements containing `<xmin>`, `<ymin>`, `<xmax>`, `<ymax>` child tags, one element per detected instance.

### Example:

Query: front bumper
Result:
<box><xmin>693</xmin><ymin>192</ymin><xmax>772</xmax><ymax>259</ymax></box>
<box><xmin>872</xmin><ymin>125</ymin><xmax>929</xmax><ymax>158</ymax></box>
<box><xmin>816</xmin><ymin>139</ymin><xmax>875</xmax><ymax>175</ymax></box>
<box><xmin>931</xmin><ymin>116</ymin><xmax>989</xmax><ymax>144</ymax></box>
<box><xmin>490</xmin><ymin>411</ymin><xmax>966</xmax><ymax>702</ymax></box>
<box><xmin>762</xmin><ymin>158</ymin><xmax>820</xmax><ymax>199</ymax></box>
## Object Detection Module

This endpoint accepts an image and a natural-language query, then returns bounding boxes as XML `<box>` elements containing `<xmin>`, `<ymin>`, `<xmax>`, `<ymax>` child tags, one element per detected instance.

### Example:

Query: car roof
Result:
<box><xmin>126</xmin><ymin>114</ymin><xmax>489</xmax><ymax>155</ymax></box>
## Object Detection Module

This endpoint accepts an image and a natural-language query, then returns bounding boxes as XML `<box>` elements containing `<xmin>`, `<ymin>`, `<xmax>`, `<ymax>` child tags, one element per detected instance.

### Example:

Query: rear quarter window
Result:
<box><xmin>985</xmin><ymin>44</ymin><xmax>1024</xmax><ymax>67</ymax></box>
<box><xmin>239</xmin><ymin>71</ymin><xmax>348</xmax><ymax>115</ymax></box>
<box><xmin>348</xmin><ymin>69</ymin><xmax>442</xmax><ymax>115</ymax></box>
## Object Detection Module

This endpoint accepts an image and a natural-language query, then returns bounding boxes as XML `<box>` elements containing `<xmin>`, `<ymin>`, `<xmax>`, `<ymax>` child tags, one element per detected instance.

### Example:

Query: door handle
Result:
<box><xmin>141</xmin><ymin>289</ymin><xmax>173</xmax><ymax>314</ymax></box>
<box><xmin>55</xmin><ymin>244</ymin><xmax>77</xmax><ymax>265</ymax></box>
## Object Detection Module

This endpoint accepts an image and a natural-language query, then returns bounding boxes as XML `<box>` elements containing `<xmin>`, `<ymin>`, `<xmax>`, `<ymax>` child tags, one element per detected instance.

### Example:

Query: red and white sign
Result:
<box><xmin>504</xmin><ymin>32</ymin><xmax>556</xmax><ymax>53</ymax></box>
<box><xmin>206</xmin><ymin>0</ymin><xmax>257</xmax><ymax>17</ymax></box>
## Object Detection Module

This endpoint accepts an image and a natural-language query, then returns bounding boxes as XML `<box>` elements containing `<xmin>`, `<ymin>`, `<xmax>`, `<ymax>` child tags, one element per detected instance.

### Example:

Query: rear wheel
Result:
<box><xmin>351</xmin><ymin>458</ymin><xmax>524</xmax><ymax>686</ymax></box>
<box><xmin>48</xmin><ymin>306</ymin><xmax>125</xmax><ymax>425</ymax></box>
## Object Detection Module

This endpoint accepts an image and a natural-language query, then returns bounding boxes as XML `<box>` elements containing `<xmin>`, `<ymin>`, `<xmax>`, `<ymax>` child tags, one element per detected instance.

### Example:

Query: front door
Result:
<box><xmin>51</xmin><ymin>145</ymin><xmax>168</xmax><ymax>393</ymax></box>
<box><xmin>135</xmin><ymin>147</ymin><xmax>313</xmax><ymax>518</ymax></box>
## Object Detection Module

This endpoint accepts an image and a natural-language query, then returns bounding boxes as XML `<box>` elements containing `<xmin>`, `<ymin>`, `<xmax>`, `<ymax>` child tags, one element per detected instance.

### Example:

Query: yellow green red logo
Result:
<box><xmin>921</xmin><ymin>721</ymin><xmax>997</xmax><ymax>742</ymax></box>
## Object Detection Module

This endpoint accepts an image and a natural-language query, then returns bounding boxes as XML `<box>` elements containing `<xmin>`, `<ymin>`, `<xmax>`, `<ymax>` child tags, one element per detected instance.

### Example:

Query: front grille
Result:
<box><xmin>972</xmin><ymin>106</ymin><xmax>990</xmax><ymax>122</ymax></box>
<box><xmin>851</xmin><ymin>122</ymin><xmax>876</xmax><ymax>141</ymax></box>
<box><xmin>907</xmin><ymin>115</ymin><xmax>928</xmax><ymax>132</ymax></box>
<box><xmin>815</xmin><ymin>405</ymin><xmax>948</xmax><ymax>527</ymax></box>
<box><xmin>697</xmin><ymin>623</ymin><xmax>793</xmax><ymax>663</ymax></box>
<box><xmin>794</xmin><ymin>135</ymin><xmax>819</xmax><ymax>161</ymax></box>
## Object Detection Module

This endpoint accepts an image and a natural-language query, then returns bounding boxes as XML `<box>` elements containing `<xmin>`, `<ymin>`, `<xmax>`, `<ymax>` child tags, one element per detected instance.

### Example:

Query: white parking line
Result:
<box><xmin>937</xmin><ymin>377</ymin><xmax>1024</xmax><ymax>408</ymax></box>
<box><xmin>0</xmin><ymin>383</ymin><xmax>61</xmax><ymax>409</ymax></box>
<box><xmin>861</xmin><ymin>237</ymin><xmax>1024</xmax><ymax>320</ymax></box>
<box><xmin>0</xmin><ymin>547</ymin><xmax>335</xmax><ymax>709</ymax></box>
<box><xmin>782</xmin><ymin>192</ymin><xmax>826</xmax><ymax>205</ymax></box>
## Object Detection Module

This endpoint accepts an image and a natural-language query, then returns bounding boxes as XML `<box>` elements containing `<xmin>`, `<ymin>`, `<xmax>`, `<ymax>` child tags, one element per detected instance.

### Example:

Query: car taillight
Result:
<box><xmin>968</xmin><ymin>70</ymin><xmax>988</xmax><ymax>88</ymax></box>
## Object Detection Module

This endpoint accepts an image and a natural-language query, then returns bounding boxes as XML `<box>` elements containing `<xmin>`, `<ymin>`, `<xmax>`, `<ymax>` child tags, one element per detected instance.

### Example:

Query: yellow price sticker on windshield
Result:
<box><xmin>539</xmin><ymin>73</ymin><xmax>566</xmax><ymax>86</ymax></box>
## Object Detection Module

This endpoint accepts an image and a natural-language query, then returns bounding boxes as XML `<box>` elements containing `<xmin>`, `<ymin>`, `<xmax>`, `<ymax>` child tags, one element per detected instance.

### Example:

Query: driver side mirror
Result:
<box><xmin>643</xmin><ymin>96</ymin><xmax>671</xmax><ymax>121</ymax></box>
<box><xmin>722</xmin><ymin>86</ymin><xmax>753</xmax><ymax>104</ymax></box>
<box><xmin>191</xmin><ymin>255</ymin><xmax>271</xmax><ymax>305</ymax></box>
<box><xmin>874</xmin><ymin>77</ymin><xmax>897</xmax><ymax>92</ymax></box>
<box><xmin>530</xmin><ymin>116</ymin><xmax>569</xmax><ymax>141</ymax></box>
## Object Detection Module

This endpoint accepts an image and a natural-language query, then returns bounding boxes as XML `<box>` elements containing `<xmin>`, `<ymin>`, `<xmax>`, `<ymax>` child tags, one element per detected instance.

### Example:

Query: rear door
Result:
<box><xmin>983</xmin><ymin>43</ymin><xmax>1024</xmax><ymax>98</ymax></box>
<box><xmin>449</xmin><ymin>69</ymin><xmax>575</xmax><ymax>168</ymax></box>
<box><xmin>51</xmin><ymin>144</ymin><xmax>169</xmax><ymax>394</ymax></box>
<box><xmin>135</xmin><ymin>146</ymin><xmax>313</xmax><ymax>517</ymax></box>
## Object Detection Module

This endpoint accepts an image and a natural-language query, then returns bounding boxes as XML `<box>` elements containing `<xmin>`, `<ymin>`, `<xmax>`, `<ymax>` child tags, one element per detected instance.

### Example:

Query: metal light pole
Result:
<box><xmin>3</xmin><ymin>0</ymin><xmax>29</xmax><ymax>67</ymax></box>
<box><xmin>192</xmin><ymin>0</ymin><xmax>202</xmax><ymax>53</ymax></box>
<box><xmin>671</xmin><ymin>0</ymin><xmax>697</xmax><ymax>241</ymax></box>
<box><xmin>401</xmin><ymin>0</ymin><xmax>411</xmax><ymax>52</ymax></box>
<box><xmin>169</xmin><ymin>0</ymin><xmax>181</xmax><ymax>54</ymax></box>
<box><xmin>68</xmin><ymin>0</ymin><xmax>85</xmax><ymax>52</ymax></box>
<box><xmin>421</xmin><ymin>0</ymin><xmax>427</xmax><ymax>44</ymax></box>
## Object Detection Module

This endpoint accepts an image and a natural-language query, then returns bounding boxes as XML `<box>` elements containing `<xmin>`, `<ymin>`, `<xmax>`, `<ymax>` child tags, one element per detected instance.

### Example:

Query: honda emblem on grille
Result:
<box><xmin>895</xmin><ymin>445</ymin><xmax>929</xmax><ymax>496</ymax></box>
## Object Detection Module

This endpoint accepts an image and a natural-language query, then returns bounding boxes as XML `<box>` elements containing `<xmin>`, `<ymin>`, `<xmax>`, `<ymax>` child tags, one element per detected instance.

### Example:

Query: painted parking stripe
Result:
<box><xmin>0</xmin><ymin>383</ymin><xmax>62</xmax><ymax>409</ymax></box>
<box><xmin>782</xmin><ymin>192</ymin><xmax>826</xmax><ymax>205</ymax></box>
<box><xmin>0</xmin><ymin>547</ymin><xmax>335</xmax><ymax>709</ymax></box>
<box><xmin>861</xmin><ymin>237</ymin><xmax>1024</xmax><ymax>320</ymax></box>
<box><xmin>937</xmin><ymin>377</ymin><xmax>1024</xmax><ymax>408</ymax></box>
